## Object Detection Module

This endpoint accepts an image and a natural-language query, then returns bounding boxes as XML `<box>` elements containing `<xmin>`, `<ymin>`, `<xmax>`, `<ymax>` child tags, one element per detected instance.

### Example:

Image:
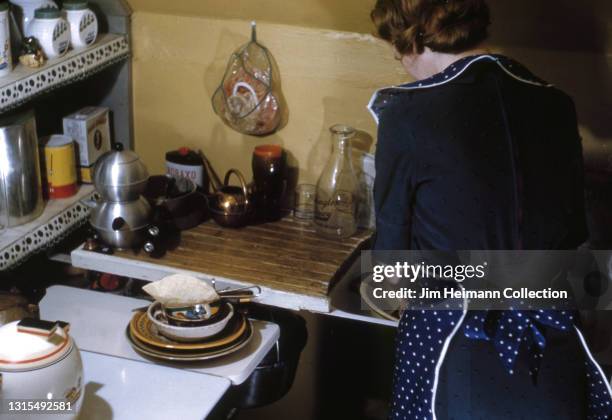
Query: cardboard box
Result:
<box><xmin>63</xmin><ymin>107</ymin><xmax>111</xmax><ymax>182</ymax></box>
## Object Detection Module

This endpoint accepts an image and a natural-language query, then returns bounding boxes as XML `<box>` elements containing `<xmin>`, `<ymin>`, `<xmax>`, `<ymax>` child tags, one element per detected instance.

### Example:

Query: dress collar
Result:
<box><xmin>368</xmin><ymin>54</ymin><xmax>553</xmax><ymax>124</ymax></box>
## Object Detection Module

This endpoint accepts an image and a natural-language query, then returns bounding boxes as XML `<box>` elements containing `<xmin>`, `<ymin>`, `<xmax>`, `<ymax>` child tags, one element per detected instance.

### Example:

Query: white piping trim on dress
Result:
<box><xmin>367</xmin><ymin>54</ymin><xmax>554</xmax><ymax>124</ymax></box>
<box><xmin>574</xmin><ymin>325</ymin><xmax>612</xmax><ymax>399</ymax></box>
<box><xmin>430</xmin><ymin>284</ymin><xmax>468</xmax><ymax>420</ymax></box>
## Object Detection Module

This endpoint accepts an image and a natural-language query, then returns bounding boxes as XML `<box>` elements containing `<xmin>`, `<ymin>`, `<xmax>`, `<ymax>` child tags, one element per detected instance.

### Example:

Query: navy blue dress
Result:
<box><xmin>369</xmin><ymin>55</ymin><xmax>612</xmax><ymax>419</ymax></box>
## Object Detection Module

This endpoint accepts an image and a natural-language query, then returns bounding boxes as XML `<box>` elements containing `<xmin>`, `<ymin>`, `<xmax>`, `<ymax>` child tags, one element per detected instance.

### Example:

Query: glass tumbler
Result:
<box><xmin>294</xmin><ymin>184</ymin><xmax>315</xmax><ymax>221</ymax></box>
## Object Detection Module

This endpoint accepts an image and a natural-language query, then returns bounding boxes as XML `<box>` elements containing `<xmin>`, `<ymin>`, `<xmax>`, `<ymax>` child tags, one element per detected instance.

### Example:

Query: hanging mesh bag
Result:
<box><xmin>212</xmin><ymin>22</ymin><xmax>284</xmax><ymax>136</ymax></box>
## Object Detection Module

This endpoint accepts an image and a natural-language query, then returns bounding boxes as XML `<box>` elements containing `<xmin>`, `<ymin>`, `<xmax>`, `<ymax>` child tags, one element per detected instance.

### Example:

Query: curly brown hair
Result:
<box><xmin>371</xmin><ymin>0</ymin><xmax>491</xmax><ymax>55</ymax></box>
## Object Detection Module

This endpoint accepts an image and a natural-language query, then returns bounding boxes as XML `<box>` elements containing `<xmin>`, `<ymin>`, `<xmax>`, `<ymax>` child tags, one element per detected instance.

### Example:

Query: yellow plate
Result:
<box><xmin>129</xmin><ymin>311</ymin><xmax>246</xmax><ymax>351</ymax></box>
<box><xmin>126</xmin><ymin>321</ymin><xmax>253</xmax><ymax>361</ymax></box>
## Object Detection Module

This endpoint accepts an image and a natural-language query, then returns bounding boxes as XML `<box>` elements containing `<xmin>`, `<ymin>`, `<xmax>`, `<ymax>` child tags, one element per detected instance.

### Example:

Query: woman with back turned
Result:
<box><xmin>368</xmin><ymin>0</ymin><xmax>612</xmax><ymax>418</ymax></box>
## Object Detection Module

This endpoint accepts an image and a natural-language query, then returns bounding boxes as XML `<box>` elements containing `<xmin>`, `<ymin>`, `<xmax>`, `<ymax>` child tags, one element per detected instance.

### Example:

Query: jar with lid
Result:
<box><xmin>26</xmin><ymin>7</ymin><xmax>70</xmax><ymax>59</ymax></box>
<box><xmin>9</xmin><ymin>0</ymin><xmax>58</xmax><ymax>35</ymax></box>
<box><xmin>62</xmin><ymin>0</ymin><xmax>97</xmax><ymax>49</ymax></box>
<box><xmin>165</xmin><ymin>147</ymin><xmax>209</xmax><ymax>193</ymax></box>
<box><xmin>314</xmin><ymin>124</ymin><xmax>360</xmax><ymax>239</ymax></box>
<box><xmin>0</xmin><ymin>2</ymin><xmax>12</xmax><ymax>77</ymax></box>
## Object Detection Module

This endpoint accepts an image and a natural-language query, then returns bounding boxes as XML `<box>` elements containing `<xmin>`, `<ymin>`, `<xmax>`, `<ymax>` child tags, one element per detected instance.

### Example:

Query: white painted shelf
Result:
<box><xmin>0</xmin><ymin>185</ymin><xmax>95</xmax><ymax>271</ymax></box>
<box><xmin>0</xmin><ymin>33</ymin><xmax>130</xmax><ymax>112</ymax></box>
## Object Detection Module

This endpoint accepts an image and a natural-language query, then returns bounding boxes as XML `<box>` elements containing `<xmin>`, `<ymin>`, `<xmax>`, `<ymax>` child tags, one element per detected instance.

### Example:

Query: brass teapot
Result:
<box><xmin>203</xmin><ymin>157</ymin><xmax>252</xmax><ymax>228</ymax></box>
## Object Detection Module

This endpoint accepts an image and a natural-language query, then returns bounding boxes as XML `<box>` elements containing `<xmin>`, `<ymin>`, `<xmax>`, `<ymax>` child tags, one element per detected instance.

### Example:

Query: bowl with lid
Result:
<box><xmin>93</xmin><ymin>143</ymin><xmax>149</xmax><ymax>202</ymax></box>
<box><xmin>0</xmin><ymin>318</ymin><xmax>83</xmax><ymax>420</ymax></box>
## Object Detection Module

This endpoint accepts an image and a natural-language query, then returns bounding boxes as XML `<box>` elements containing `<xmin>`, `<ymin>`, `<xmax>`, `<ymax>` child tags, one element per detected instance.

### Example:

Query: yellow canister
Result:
<box><xmin>41</xmin><ymin>135</ymin><xmax>78</xmax><ymax>199</ymax></box>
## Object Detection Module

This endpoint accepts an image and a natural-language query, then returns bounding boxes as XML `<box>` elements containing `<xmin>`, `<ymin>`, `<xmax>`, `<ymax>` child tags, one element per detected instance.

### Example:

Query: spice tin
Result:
<box><xmin>165</xmin><ymin>147</ymin><xmax>208</xmax><ymax>192</ymax></box>
<box><xmin>41</xmin><ymin>134</ymin><xmax>78</xmax><ymax>199</ymax></box>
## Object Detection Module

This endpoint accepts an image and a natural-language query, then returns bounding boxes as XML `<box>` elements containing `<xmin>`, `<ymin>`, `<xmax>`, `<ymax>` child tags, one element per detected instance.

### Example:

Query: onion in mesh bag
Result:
<box><xmin>212</xmin><ymin>21</ymin><xmax>284</xmax><ymax>136</ymax></box>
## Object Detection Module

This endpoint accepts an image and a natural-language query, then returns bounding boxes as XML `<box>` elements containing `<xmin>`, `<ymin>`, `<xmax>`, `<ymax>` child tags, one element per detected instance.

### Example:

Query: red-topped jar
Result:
<box><xmin>165</xmin><ymin>147</ymin><xmax>209</xmax><ymax>193</ymax></box>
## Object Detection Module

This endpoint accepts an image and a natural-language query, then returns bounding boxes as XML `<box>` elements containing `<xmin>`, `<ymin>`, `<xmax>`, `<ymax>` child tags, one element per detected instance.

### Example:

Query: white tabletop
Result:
<box><xmin>78</xmin><ymin>351</ymin><xmax>229</xmax><ymax>420</ymax></box>
<box><xmin>40</xmin><ymin>286</ymin><xmax>280</xmax><ymax>385</ymax></box>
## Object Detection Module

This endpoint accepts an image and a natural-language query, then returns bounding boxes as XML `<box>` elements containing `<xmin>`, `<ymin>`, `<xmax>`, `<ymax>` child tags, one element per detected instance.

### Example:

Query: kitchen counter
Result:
<box><xmin>78</xmin><ymin>351</ymin><xmax>229</xmax><ymax>420</ymax></box>
<box><xmin>40</xmin><ymin>286</ymin><xmax>280</xmax><ymax>385</ymax></box>
<box><xmin>71</xmin><ymin>218</ymin><xmax>372</xmax><ymax>312</ymax></box>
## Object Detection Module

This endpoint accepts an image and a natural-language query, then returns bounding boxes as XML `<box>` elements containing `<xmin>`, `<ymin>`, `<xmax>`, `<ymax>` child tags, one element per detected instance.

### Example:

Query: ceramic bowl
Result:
<box><xmin>164</xmin><ymin>303</ymin><xmax>213</xmax><ymax>325</ymax></box>
<box><xmin>147</xmin><ymin>301</ymin><xmax>234</xmax><ymax>342</ymax></box>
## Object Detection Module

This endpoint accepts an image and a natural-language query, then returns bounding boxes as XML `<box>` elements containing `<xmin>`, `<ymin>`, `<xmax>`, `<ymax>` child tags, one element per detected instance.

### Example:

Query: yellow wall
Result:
<box><xmin>130</xmin><ymin>12</ymin><xmax>404</xmax><ymax>183</ymax></box>
<box><xmin>128</xmin><ymin>1</ymin><xmax>612</xmax><ymax>183</ymax></box>
<box><xmin>126</xmin><ymin>0</ymin><xmax>375</xmax><ymax>34</ymax></box>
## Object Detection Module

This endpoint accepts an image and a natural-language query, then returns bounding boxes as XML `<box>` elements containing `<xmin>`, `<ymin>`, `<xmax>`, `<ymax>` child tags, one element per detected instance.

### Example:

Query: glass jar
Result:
<box><xmin>314</xmin><ymin>124</ymin><xmax>359</xmax><ymax>239</ymax></box>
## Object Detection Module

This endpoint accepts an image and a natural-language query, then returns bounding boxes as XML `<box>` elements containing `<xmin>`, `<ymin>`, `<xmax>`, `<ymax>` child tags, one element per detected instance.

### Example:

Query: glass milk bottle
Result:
<box><xmin>315</xmin><ymin>124</ymin><xmax>359</xmax><ymax>239</ymax></box>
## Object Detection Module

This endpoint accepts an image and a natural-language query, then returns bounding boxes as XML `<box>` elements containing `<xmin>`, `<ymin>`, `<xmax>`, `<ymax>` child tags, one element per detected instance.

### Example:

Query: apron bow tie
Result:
<box><xmin>464</xmin><ymin>309</ymin><xmax>574</xmax><ymax>383</ymax></box>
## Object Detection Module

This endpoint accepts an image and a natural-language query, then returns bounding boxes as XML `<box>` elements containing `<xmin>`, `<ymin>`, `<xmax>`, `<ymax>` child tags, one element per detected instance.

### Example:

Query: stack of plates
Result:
<box><xmin>126</xmin><ymin>309</ymin><xmax>253</xmax><ymax>362</ymax></box>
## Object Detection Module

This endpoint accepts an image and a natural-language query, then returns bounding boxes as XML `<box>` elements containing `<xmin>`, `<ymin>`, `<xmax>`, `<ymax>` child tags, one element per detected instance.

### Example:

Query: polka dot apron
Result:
<box><xmin>369</xmin><ymin>56</ymin><xmax>612</xmax><ymax>420</ymax></box>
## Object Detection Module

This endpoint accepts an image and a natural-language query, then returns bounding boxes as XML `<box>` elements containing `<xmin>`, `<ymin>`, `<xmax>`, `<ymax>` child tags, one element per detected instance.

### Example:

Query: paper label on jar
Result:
<box><xmin>166</xmin><ymin>161</ymin><xmax>204</xmax><ymax>187</ymax></box>
<box><xmin>53</xmin><ymin>21</ymin><xmax>70</xmax><ymax>54</ymax></box>
<box><xmin>80</xmin><ymin>13</ymin><xmax>97</xmax><ymax>45</ymax></box>
<box><xmin>0</xmin><ymin>14</ymin><xmax>10</xmax><ymax>71</ymax></box>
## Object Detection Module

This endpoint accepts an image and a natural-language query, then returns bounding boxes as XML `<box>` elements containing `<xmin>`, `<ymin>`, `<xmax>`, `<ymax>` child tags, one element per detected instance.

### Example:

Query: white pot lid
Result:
<box><xmin>0</xmin><ymin>320</ymin><xmax>73</xmax><ymax>372</ymax></box>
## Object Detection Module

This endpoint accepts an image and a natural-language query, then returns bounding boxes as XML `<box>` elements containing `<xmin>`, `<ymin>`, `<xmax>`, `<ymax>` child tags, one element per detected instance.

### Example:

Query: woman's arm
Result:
<box><xmin>373</xmin><ymin>102</ymin><xmax>416</xmax><ymax>251</ymax></box>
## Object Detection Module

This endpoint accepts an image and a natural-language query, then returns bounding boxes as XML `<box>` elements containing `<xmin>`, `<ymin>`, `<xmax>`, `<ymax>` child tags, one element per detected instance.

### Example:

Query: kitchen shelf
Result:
<box><xmin>0</xmin><ymin>33</ymin><xmax>130</xmax><ymax>113</ymax></box>
<box><xmin>0</xmin><ymin>185</ymin><xmax>95</xmax><ymax>271</ymax></box>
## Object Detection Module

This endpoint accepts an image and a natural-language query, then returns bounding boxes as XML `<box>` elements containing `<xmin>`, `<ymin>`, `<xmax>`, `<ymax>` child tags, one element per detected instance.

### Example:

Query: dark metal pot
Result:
<box><xmin>230</xmin><ymin>306</ymin><xmax>307</xmax><ymax>409</ymax></box>
<box><xmin>143</xmin><ymin>175</ymin><xmax>208</xmax><ymax>230</ymax></box>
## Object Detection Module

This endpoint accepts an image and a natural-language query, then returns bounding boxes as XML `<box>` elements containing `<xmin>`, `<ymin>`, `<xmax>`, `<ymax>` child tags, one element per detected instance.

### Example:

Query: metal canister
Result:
<box><xmin>0</xmin><ymin>110</ymin><xmax>44</xmax><ymax>227</ymax></box>
<box><xmin>165</xmin><ymin>147</ymin><xmax>209</xmax><ymax>193</ymax></box>
<box><xmin>40</xmin><ymin>134</ymin><xmax>77</xmax><ymax>199</ymax></box>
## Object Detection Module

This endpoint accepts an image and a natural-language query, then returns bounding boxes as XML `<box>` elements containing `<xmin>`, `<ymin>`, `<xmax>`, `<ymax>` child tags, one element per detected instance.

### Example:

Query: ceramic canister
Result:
<box><xmin>41</xmin><ymin>135</ymin><xmax>77</xmax><ymax>199</ymax></box>
<box><xmin>26</xmin><ymin>7</ymin><xmax>70</xmax><ymax>59</ymax></box>
<box><xmin>0</xmin><ymin>2</ymin><xmax>12</xmax><ymax>77</ymax></box>
<box><xmin>0</xmin><ymin>320</ymin><xmax>84</xmax><ymax>420</ymax></box>
<box><xmin>9</xmin><ymin>0</ymin><xmax>58</xmax><ymax>35</ymax></box>
<box><xmin>63</xmin><ymin>0</ymin><xmax>97</xmax><ymax>49</ymax></box>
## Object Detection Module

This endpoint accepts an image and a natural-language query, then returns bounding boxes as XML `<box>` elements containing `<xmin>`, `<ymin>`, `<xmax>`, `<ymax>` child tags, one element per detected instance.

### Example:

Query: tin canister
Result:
<box><xmin>165</xmin><ymin>147</ymin><xmax>209</xmax><ymax>193</ymax></box>
<box><xmin>41</xmin><ymin>135</ymin><xmax>78</xmax><ymax>199</ymax></box>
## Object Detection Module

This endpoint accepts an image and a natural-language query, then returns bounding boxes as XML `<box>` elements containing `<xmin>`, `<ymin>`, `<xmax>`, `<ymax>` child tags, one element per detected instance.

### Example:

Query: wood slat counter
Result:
<box><xmin>71</xmin><ymin>218</ymin><xmax>372</xmax><ymax>312</ymax></box>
